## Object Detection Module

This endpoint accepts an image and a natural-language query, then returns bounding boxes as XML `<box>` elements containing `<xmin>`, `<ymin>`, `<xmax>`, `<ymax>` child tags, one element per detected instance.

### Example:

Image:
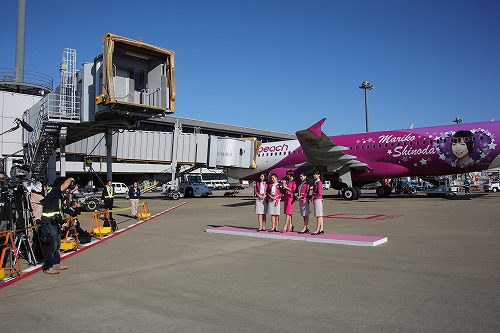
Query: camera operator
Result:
<box><xmin>40</xmin><ymin>177</ymin><xmax>77</xmax><ymax>275</ymax></box>
<box><xmin>29</xmin><ymin>181</ymin><xmax>45</xmax><ymax>224</ymax></box>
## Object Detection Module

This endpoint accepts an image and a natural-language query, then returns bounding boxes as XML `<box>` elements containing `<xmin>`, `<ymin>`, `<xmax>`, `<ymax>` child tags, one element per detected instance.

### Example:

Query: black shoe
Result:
<box><xmin>290</xmin><ymin>225</ymin><xmax>294</xmax><ymax>232</ymax></box>
<box><xmin>298</xmin><ymin>228</ymin><xmax>310</xmax><ymax>234</ymax></box>
<box><xmin>311</xmin><ymin>230</ymin><xmax>324</xmax><ymax>235</ymax></box>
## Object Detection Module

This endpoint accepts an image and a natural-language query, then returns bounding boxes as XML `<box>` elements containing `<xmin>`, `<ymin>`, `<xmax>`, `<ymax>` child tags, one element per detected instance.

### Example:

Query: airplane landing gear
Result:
<box><xmin>376</xmin><ymin>185</ymin><xmax>392</xmax><ymax>197</ymax></box>
<box><xmin>342</xmin><ymin>186</ymin><xmax>360</xmax><ymax>200</ymax></box>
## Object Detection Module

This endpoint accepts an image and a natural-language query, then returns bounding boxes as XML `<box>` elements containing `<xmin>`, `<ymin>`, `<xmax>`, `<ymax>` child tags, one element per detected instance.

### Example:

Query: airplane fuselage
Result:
<box><xmin>228</xmin><ymin>121</ymin><xmax>500</xmax><ymax>186</ymax></box>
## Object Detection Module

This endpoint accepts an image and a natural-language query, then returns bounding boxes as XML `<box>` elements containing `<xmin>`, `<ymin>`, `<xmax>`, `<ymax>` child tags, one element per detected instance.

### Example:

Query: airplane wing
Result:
<box><xmin>295</xmin><ymin>118</ymin><xmax>370</xmax><ymax>172</ymax></box>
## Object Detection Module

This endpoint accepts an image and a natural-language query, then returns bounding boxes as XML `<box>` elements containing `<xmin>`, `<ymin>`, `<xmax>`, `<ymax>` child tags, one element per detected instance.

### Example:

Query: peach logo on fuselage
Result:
<box><xmin>258</xmin><ymin>143</ymin><xmax>289</xmax><ymax>154</ymax></box>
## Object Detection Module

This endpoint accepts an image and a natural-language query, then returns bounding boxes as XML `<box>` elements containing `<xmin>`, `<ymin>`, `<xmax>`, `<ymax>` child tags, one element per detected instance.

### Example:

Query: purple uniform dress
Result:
<box><xmin>283</xmin><ymin>180</ymin><xmax>297</xmax><ymax>215</ymax></box>
<box><xmin>312</xmin><ymin>180</ymin><xmax>324</xmax><ymax>217</ymax></box>
<box><xmin>267</xmin><ymin>183</ymin><xmax>282</xmax><ymax>215</ymax></box>
<box><xmin>297</xmin><ymin>181</ymin><xmax>311</xmax><ymax>216</ymax></box>
<box><xmin>254</xmin><ymin>181</ymin><xmax>268</xmax><ymax>214</ymax></box>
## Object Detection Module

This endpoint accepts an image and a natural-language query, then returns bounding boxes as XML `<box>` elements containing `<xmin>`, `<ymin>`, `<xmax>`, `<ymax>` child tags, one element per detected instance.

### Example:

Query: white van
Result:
<box><xmin>112</xmin><ymin>182</ymin><xmax>128</xmax><ymax>195</ymax></box>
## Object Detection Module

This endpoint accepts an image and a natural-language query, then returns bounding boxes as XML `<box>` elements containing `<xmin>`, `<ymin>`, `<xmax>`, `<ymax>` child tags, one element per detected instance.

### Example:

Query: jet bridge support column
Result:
<box><xmin>170</xmin><ymin>120</ymin><xmax>180</xmax><ymax>190</ymax></box>
<box><xmin>59</xmin><ymin>127</ymin><xmax>67</xmax><ymax>177</ymax></box>
<box><xmin>47</xmin><ymin>152</ymin><xmax>56</xmax><ymax>185</ymax></box>
<box><xmin>105</xmin><ymin>128</ymin><xmax>113</xmax><ymax>181</ymax></box>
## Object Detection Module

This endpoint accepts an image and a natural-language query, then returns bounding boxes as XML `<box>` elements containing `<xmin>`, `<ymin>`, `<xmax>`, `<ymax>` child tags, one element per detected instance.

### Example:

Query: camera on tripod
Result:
<box><xmin>0</xmin><ymin>164</ymin><xmax>33</xmax><ymax>200</ymax></box>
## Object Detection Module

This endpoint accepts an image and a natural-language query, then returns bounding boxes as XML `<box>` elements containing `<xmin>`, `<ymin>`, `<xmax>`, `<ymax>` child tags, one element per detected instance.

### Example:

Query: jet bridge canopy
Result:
<box><xmin>95</xmin><ymin>33</ymin><xmax>176</xmax><ymax>117</ymax></box>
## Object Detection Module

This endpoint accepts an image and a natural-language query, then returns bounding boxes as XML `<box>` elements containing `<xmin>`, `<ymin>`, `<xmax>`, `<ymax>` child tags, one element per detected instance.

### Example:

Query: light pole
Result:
<box><xmin>359</xmin><ymin>81</ymin><xmax>374</xmax><ymax>132</ymax></box>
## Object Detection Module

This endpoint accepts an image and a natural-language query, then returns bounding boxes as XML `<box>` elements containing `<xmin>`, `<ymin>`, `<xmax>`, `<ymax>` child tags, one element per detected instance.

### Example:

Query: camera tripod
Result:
<box><xmin>5</xmin><ymin>185</ymin><xmax>39</xmax><ymax>268</ymax></box>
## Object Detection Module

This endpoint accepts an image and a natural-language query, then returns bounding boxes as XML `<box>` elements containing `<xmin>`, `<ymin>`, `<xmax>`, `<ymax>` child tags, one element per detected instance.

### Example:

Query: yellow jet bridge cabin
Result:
<box><xmin>95</xmin><ymin>33</ymin><xmax>176</xmax><ymax>118</ymax></box>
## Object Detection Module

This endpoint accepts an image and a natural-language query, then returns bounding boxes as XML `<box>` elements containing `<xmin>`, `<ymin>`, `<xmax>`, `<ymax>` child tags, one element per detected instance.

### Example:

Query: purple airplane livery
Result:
<box><xmin>227</xmin><ymin>118</ymin><xmax>500</xmax><ymax>200</ymax></box>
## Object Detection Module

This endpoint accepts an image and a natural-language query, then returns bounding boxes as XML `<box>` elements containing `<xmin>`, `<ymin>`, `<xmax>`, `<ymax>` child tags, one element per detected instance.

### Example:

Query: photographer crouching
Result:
<box><xmin>40</xmin><ymin>177</ymin><xmax>77</xmax><ymax>275</ymax></box>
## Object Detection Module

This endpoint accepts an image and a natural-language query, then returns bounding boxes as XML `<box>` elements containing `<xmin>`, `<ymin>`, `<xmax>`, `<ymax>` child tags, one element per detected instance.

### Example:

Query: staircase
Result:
<box><xmin>24</xmin><ymin>48</ymin><xmax>80</xmax><ymax>181</ymax></box>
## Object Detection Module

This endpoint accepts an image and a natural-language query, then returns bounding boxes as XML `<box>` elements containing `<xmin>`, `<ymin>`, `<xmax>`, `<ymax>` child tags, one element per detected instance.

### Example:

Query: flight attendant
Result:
<box><xmin>254</xmin><ymin>173</ymin><xmax>268</xmax><ymax>231</ymax></box>
<box><xmin>296</xmin><ymin>172</ymin><xmax>311</xmax><ymax>233</ymax></box>
<box><xmin>267</xmin><ymin>173</ymin><xmax>282</xmax><ymax>232</ymax></box>
<box><xmin>281</xmin><ymin>170</ymin><xmax>296</xmax><ymax>232</ymax></box>
<box><xmin>311</xmin><ymin>170</ymin><xmax>324</xmax><ymax>235</ymax></box>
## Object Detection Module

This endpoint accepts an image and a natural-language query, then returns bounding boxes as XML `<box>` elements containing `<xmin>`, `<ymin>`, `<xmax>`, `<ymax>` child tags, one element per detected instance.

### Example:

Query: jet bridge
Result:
<box><xmin>67</xmin><ymin>121</ymin><xmax>259</xmax><ymax>170</ymax></box>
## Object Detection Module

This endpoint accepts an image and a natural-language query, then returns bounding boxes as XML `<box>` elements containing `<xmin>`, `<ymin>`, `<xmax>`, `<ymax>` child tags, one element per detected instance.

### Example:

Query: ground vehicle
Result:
<box><xmin>323</xmin><ymin>181</ymin><xmax>331</xmax><ymax>190</ymax></box>
<box><xmin>483</xmin><ymin>180</ymin><xmax>500</xmax><ymax>192</ymax></box>
<box><xmin>213</xmin><ymin>180</ymin><xmax>230</xmax><ymax>190</ymax></box>
<box><xmin>73</xmin><ymin>193</ymin><xmax>103</xmax><ymax>212</ymax></box>
<box><xmin>112</xmin><ymin>182</ymin><xmax>128</xmax><ymax>194</ymax></box>
<box><xmin>422</xmin><ymin>177</ymin><xmax>458</xmax><ymax>196</ymax></box>
<box><xmin>204</xmin><ymin>180</ymin><xmax>216</xmax><ymax>189</ymax></box>
<box><xmin>393</xmin><ymin>179</ymin><xmax>423</xmax><ymax>194</ymax></box>
<box><xmin>162</xmin><ymin>174</ymin><xmax>212</xmax><ymax>198</ymax></box>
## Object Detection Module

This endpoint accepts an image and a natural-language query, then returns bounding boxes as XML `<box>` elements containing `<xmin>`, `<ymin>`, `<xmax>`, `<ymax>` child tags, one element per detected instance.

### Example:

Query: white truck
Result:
<box><xmin>483</xmin><ymin>180</ymin><xmax>500</xmax><ymax>192</ymax></box>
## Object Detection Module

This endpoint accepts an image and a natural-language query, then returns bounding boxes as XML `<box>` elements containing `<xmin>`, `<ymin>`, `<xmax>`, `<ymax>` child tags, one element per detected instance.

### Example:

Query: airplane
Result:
<box><xmin>227</xmin><ymin>118</ymin><xmax>500</xmax><ymax>200</ymax></box>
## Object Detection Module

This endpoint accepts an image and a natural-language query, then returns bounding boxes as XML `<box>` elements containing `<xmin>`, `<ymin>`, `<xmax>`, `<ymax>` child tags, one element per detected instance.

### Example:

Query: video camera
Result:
<box><xmin>0</xmin><ymin>164</ymin><xmax>33</xmax><ymax>200</ymax></box>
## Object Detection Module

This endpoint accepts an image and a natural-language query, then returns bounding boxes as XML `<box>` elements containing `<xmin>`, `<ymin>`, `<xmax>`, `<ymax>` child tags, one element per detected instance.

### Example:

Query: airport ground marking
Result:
<box><xmin>206</xmin><ymin>226</ymin><xmax>387</xmax><ymax>247</ymax></box>
<box><xmin>0</xmin><ymin>202</ymin><xmax>187</xmax><ymax>289</ymax></box>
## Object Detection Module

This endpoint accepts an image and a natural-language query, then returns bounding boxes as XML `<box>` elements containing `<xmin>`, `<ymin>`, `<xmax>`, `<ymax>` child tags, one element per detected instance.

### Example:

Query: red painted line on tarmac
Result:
<box><xmin>324</xmin><ymin>214</ymin><xmax>387</xmax><ymax>219</ymax></box>
<box><xmin>0</xmin><ymin>202</ymin><xmax>187</xmax><ymax>289</ymax></box>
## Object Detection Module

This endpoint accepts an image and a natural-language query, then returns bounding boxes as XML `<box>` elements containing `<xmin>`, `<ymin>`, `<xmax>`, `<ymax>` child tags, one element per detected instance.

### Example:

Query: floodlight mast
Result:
<box><xmin>359</xmin><ymin>81</ymin><xmax>374</xmax><ymax>132</ymax></box>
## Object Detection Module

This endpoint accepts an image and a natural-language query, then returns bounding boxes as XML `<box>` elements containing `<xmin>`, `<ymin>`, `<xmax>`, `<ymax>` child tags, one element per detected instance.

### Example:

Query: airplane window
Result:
<box><xmin>403</xmin><ymin>142</ymin><xmax>407</xmax><ymax>146</ymax></box>
<box><xmin>397</xmin><ymin>142</ymin><xmax>400</xmax><ymax>146</ymax></box>
<box><xmin>391</xmin><ymin>143</ymin><xmax>394</xmax><ymax>147</ymax></box>
<box><xmin>350</xmin><ymin>146</ymin><xmax>352</xmax><ymax>149</ymax></box>
<box><xmin>378</xmin><ymin>144</ymin><xmax>381</xmax><ymax>148</ymax></box>
<box><xmin>480</xmin><ymin>136</ymin><xmax>484</xmax><ymax>140</ymax></box>
<box><xmin>373</xmin><ymin>144</ymin><xmax>376</xmax><ymax>148</ymax></box>
<box><xmin>423</xmin><ymin>140</ymin><xmax>426</xmax><ymax>144</ymax></box>
<box><xmin>384</xmin><ymin>143</ymin><xmax>388</xmax><ymax>147</ymax></box>
<box><xmin>416</xmin><ymin>141</ymin><xmax>419</xmax><ymax>145</ymax></box>
<box><xmin>366</xmin><ymin>145</ymin><xmax>369</xmax><ymax>149</ymax></box>
<box><xmin>410</xmin><ymin>141</ymin><xmax>412</xmax><ymax>146</ymax></box>
<box><xmin>355</xmin><ymin>146</ymin><xmax>358</xmax><ymax>150</ymax></box>
<box><xmin>361</xmin><ymin>146</ymin><xmax>364</xmax><ymax>149</ymax></box>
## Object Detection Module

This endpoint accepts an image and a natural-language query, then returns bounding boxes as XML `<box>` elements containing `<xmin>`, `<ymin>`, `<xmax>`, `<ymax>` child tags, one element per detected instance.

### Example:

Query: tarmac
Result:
<box><xmin>1</xmin><ymin>188</ymin><xmax>499</xmax><ymax>332</ymax></box>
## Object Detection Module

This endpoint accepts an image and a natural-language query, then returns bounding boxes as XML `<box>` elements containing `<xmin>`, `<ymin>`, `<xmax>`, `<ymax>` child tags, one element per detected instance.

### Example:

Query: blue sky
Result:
<box><xmin>1</xmin><ymin>0</ymin><xmax>499</xmax><ymax>135</ymax></box>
